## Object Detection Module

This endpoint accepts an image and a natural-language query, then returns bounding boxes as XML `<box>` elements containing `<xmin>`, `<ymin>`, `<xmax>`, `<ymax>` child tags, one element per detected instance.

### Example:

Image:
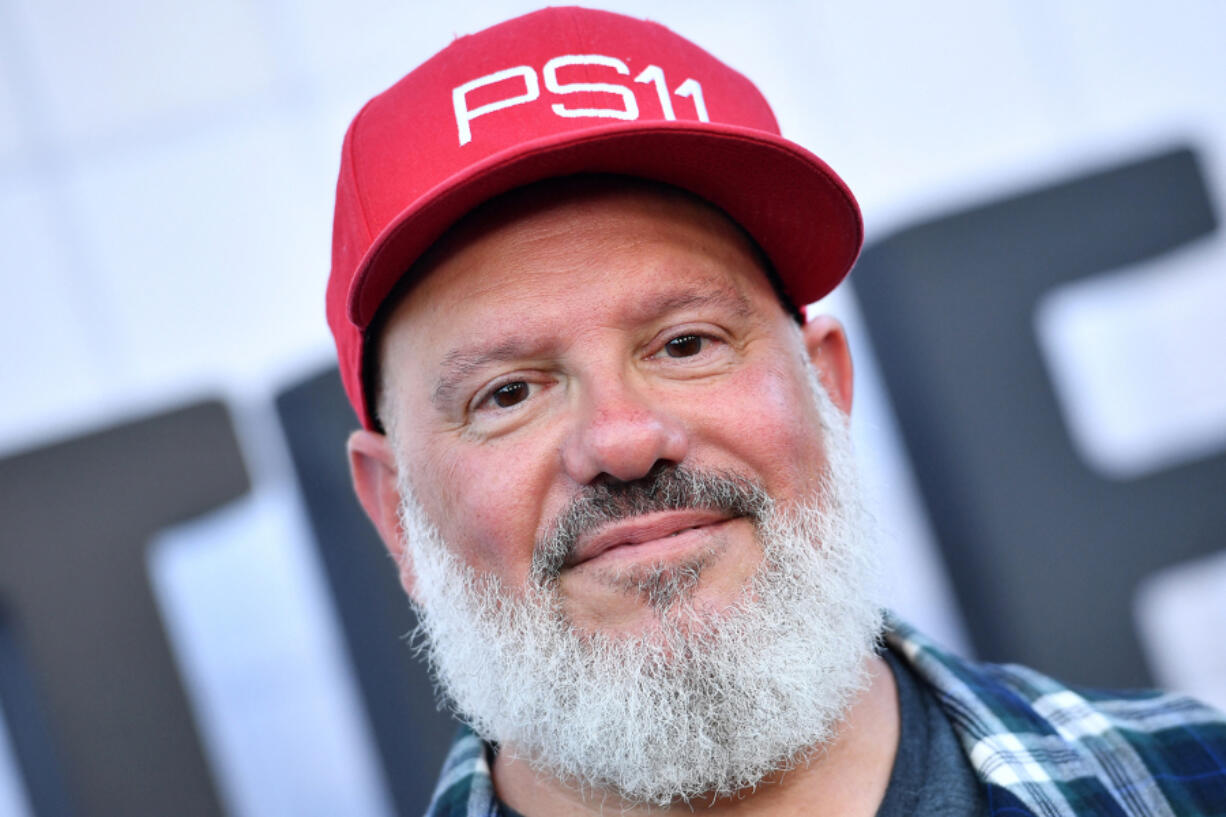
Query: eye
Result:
<box><xmin>664</xmin><ymin>334</ymin><xmax>704</xmax><ymax>358</ymax></box>
<box><xmin>489</xmin><ymin>381</ymin><xmax>530</xmax><ymax>408</ymax></box>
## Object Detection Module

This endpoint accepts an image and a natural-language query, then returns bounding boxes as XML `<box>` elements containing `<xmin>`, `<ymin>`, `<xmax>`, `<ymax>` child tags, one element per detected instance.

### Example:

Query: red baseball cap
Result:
<box><xmin>328</xmin><ymin>6</ymin><xmax>862</xmax><ymax>429</ymax></box>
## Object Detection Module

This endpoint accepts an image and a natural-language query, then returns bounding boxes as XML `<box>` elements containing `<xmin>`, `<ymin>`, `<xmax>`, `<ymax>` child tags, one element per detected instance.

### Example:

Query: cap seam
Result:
<box><xmin>345</xmin><ymin>99</ymin><xmax>379</xmax><ymax>246</ymax></box>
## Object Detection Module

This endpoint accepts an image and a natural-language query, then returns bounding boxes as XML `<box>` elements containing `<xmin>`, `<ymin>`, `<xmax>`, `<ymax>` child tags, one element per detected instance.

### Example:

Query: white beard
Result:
<box><xmin>395</xmin><ymin>364</ymin><xmax>884</xmax><ymax>806</ymax></box>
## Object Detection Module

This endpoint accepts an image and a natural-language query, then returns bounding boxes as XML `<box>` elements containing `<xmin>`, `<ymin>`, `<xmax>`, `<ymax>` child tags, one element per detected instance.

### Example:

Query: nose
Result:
<box><xmin>561</xmin><ymin>375</ymin><xmax>689</xmax><ymax>485</ymax></box>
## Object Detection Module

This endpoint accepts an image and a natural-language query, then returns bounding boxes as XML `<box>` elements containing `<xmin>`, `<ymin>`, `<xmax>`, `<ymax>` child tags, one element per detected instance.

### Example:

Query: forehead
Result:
<box><xmin>374</xmin><ymin>178</ymin><xmax>784</xmax><ymax>401</ymax></box>
<box><xmin>409</xmin><ymin>178</ymin><xmax>773</xmax><ymax>308</ymax></box>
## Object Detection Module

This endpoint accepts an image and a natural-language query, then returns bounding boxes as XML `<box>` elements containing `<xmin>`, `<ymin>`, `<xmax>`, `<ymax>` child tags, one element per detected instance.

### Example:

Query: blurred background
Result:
<box><xmin>1</xmin><ymin>1</ymin><xmax>1224</xmax><ymax>815</ymax></box>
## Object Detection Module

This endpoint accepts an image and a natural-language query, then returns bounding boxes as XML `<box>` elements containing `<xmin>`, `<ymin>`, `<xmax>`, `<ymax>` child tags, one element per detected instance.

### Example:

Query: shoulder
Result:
<box><xmin>885</xmin><ymin>614</ymin><xmax>1226</xmax><ymax>816</ymax></box>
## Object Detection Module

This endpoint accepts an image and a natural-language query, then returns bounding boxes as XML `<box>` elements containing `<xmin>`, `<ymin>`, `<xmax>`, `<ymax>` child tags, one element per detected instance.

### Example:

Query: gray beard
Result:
<box><xmin>395</xmin><ymin>365</ymin><xmax>884</xmax><ymax>806</ymax></box>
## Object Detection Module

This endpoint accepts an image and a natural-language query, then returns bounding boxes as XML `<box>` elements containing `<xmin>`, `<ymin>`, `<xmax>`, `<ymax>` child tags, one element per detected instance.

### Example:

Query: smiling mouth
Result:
<box><xmin>564</xmin><ymin>511</ymin><xmax>737</xmax><ymax>570</ymax></box>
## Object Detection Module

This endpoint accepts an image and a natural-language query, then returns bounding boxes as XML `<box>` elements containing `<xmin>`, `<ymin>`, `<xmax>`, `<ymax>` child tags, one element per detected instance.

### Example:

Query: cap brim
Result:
<box><xmin>347</xmin><ymin>120</ymin><xmax>862</xmax><ymax>327</ymax></box>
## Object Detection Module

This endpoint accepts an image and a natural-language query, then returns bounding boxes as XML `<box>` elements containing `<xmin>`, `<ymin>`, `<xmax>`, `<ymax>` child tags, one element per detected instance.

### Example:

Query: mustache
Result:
<box><xmin>531</xmin><ymin>464</ymin><xmax>771</xmax><ymax>582</ymax></box>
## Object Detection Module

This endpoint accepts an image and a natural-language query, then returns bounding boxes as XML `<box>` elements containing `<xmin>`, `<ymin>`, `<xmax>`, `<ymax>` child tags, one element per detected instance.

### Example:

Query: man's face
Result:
<box><xmin>350</xmin><ymin>178</ymin><xmax>881</xmax><ymax>803</ymax></box>
<box><xmin>375</xmin><ymin>179</ymin><xmax>845</xmax><ymax>635</ymax></box>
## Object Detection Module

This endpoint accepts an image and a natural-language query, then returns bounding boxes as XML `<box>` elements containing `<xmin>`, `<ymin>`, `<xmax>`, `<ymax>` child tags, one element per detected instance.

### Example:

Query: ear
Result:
<box><xmin>347</xmin><ymin>429</ymin><xmax>418</xmax><ymax>600</ymax></box>
<box><xmin>802</xmin><ymin>314</ymin><xmax>854</xmax><ymax>416</ymax></box>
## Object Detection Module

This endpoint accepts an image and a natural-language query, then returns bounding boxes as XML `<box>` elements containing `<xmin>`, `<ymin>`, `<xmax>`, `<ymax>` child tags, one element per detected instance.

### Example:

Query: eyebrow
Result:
<box><xmin>429</xmin><ymin>285</ymin><xmax>753</xmax><ymax>410</ymax></box>
<box><xmin>644</xmin><ymin>287</ymin><xmax>752</xmax><ymax>322</ymax></box>
<box><xmin>432</xmin><ymin>336</ymin><xmax>553</xmax><ymax>409</ymax></box>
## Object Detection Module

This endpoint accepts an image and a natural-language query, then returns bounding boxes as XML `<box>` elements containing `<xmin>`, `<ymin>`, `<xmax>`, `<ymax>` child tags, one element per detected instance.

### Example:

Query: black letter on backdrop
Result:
<box><xmin>854</xmin><ymin>146</ymin><xmax>1224</xmax><ymax>687</ymax></box>
<box><xmin>277</xmin><ymin>368</ymin><xmax>459</xmax><ymax>817</ymax></box>
<box><xmin>0</xmin><ymin>401</ymin><xmax>248</xmax><ymax>816</ymax></box>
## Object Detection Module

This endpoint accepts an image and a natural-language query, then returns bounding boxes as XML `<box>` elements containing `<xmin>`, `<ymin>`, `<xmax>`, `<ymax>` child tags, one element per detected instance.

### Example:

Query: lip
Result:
<box><xmin>564</xmin><ymin>509</ymin><xmax>736</xmax><ymax>568</ymax></box>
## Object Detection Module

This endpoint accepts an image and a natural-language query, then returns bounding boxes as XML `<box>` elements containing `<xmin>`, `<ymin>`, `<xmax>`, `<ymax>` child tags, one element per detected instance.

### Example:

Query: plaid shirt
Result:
<box><xmin>423</xmin><ymin>615</ymin><xmax>1226</xmax><ymax>816</ymax></box>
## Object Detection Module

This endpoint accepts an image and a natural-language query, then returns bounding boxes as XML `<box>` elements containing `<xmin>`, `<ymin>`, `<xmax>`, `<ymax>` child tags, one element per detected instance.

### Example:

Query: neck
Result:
<box><xmin>492</xmin><ymin>653</ymin><xmax>899</xmax><ymax>817</ymax></box>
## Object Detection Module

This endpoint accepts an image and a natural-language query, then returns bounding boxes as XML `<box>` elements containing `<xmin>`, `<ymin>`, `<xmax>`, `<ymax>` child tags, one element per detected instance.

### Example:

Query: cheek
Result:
<box><xmin>418</xmin><ymin>440</ymin><xmax>557</xmax><ymax>583</ymax></box>
<box><xmin>709</xmin><ymin>364</ymin><xmax>828</xmax><ymax>494</ymax></box>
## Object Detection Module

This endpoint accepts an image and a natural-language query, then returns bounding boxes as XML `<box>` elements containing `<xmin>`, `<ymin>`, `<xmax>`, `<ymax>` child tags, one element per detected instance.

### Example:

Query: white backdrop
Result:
<box><xmin>2</xmin><ymin>2</ymin><xmax>1225</xmax><ymax>815</ymax></box>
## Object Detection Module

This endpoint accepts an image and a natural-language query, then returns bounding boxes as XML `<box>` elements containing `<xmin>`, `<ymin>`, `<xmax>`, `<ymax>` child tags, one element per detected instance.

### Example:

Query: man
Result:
<box><xmin>326</xmin><ymin>7</ymin><xmax>1226</xmax><ymax>816</ymax></box>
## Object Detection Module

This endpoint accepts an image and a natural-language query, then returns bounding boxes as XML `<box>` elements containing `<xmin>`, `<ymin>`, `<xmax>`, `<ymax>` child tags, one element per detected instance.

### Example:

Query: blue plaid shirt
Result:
<box><xmin>423</xmin><ymin>616</ymin><xmax>1226</xmax><ymax>816</ymax></box>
